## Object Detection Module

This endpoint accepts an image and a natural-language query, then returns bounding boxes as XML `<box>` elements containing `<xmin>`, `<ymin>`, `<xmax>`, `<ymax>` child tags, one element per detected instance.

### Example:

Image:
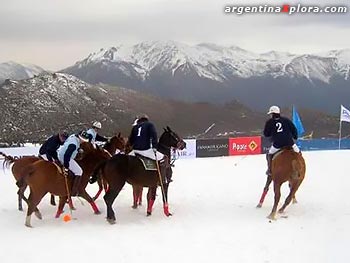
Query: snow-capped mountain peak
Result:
<box><xmin>0</xmin><ymin>61</ymin><xmax>46</xmax><ymax>83</ymax></box>
<box><xmin>62</xmin><ymin>41</ymin><xmax>350</xmax><ymax>113</ymax></box>
<box><xmin>68</xmin><ymin>41</ymin><xmax>349</xmax><ymax>84</ymax></box>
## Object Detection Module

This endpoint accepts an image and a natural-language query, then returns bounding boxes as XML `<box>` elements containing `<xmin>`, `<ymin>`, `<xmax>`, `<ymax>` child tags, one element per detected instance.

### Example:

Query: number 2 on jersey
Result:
<box><xmin>276</xmin><ymin>122</ymin><xmax>283</xmax><ymax>133</ymax></box>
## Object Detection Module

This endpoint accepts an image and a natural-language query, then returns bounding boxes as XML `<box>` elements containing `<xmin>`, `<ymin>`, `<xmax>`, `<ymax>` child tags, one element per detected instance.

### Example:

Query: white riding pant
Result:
<box><xmin>67</xmin><ymin>159</ymin><xmax>83</xmax><ymax>176</ymax></box>
<box><xmin>132</xmin><ymin>149</ymin><xmax>164</xmax><ymax>160</ymax></box>
<box><xmin>40</xmin><ymin>154</ymin><xmax>49</xmax><ymax>161</ymax></box>
<box><xmin>268</xmin><ymin>144</ymin><xmax>300</xmax><ymax>155</ymax></box>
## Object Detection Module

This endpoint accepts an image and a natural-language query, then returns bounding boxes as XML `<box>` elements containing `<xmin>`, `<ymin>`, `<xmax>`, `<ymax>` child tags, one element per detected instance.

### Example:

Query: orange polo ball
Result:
<box><xmin>63</xmin><ymin>214</ymin><xmax>71</xmax><ymax>222</ymax></box>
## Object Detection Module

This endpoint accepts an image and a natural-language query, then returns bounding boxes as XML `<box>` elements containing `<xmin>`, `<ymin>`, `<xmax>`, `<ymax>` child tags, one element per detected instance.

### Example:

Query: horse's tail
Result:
<box><xmin>0</xmin><ymin>151</ymin><xmax>18</xmax><ymax>169</ymax></box>
<box><xmin>16</xmin><ymin>164</ymin><xmax>35</xmax><ymax>188</ymax></box>
<box><xmin>90</xmin><ymin>161</ymin><xmax>107</xmax><ymax>184</ymax></box>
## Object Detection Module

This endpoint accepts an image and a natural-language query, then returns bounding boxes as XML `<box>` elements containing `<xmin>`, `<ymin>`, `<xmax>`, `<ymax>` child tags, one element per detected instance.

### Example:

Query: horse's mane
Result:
<box><xmin>0</xmin><ymin>152</ymin><xmax>19</xmax><ymax>169</ymax></box>
<box><xmin>103</xmin><ymin>133</ymin><xmax>125</xmax><ymax>155</ymax></box>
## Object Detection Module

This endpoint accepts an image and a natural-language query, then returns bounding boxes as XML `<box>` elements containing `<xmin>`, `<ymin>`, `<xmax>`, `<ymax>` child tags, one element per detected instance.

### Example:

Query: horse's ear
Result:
<box><xmin>163</xmin><ymin>128</ymin><xmax>167</xmax><ymax>132</ymax></box>
<box><xmin>118</xmin><ymin>132</ymin><xmax>121</xmax><ymax>138</ymax></box>
<box><xmin>166</xmin><ymin>126</ymin><xmax>171</xmax><ymax>132</ymax></box>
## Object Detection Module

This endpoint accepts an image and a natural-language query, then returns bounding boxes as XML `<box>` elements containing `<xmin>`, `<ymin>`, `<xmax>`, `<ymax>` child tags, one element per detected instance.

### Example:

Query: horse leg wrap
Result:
<box><xmin>258</xmin><ymin>188</ymin><xmax>269</xmax><ymax>207</ymax></box>
<box><xmin>138</xmin><ymin>193</ymin><xmax>142</xmax><ymax>205</ymax></box>
<box><xmin>147</xmin><ymin>199</ymin><xmax>155</xmax><ymax>214</ymax></box>
<box><xmin>89</xmin><ymin>201</ymin><xmax>100</xmax><ymax>214</ymax></box>
<box><xmin>68</xmin><ymin>199</ymin><xmax>76</xmax><ymax>210</ymax></box>
<box><xmin>55</xmin><ymin>209</ymin><xmax>63</xmax><ymax>218</ymax></box>
<box><xmin>93</xmin><ymin>188</ymin><xmax>103</xmax><ymax>201</ymax></box>
<box><xmin>163</xmin><ymin>203</ymin><xmax>171</xmax><ymax>216</ymax></box>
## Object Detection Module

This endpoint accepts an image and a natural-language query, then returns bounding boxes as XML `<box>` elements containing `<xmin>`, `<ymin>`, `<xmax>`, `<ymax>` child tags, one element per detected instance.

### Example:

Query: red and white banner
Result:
<box><xmin>229</xmin><ymin>137</ymin><xmax>261</xmax><ymax>156</ymax></box>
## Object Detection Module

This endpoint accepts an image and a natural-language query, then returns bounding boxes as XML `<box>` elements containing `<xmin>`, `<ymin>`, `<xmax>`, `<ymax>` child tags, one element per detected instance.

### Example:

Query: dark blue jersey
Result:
<box><xmin>263</xmin><ymin>116</ymin><xmax>298</xmax><ymax>148</ymax></box>
<box><xmin>39</xmin><ymin>134</ymin><xmax>63</xmax><ymax>161</ymax></box>
<box><xmin>129</xmin><ymin>121</ymin><xmax>158</xmax><ymax>151</ymax></box>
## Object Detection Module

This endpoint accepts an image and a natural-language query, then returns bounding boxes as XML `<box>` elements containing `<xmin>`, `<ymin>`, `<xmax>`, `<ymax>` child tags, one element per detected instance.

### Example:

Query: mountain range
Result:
<box><xmin>1</xmin><ymin>41</ymin><xmax>349</xmax><ymax>143</ymax></box>
<box><xmin>0</xmin><ymin>61</ymin><xmax>46</xmax><ymax>83</ymax></box>
<box><xmin>60</xmin><ymin>41</ymin><xmax>350</xmax><ymax>113</ymax></box>
<box><xmin>0</xmin><ymin>72</ymin><xmax>341</xmax><ymax>144</ymax></box>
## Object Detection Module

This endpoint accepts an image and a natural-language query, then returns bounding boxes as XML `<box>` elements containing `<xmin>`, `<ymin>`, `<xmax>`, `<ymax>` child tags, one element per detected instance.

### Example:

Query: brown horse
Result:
<box><xmin>257</xmin><ymin>148</ymin><xmax>306</xmax><ymax>220</ymax></box>
<box><xmin>0</xmin><ymin>149</ymin><xmax>84</xmax><ymax>211</ymax></box>
<box><xmin>92</xmin><ymin>133</ymin><xmax>126</xmax><ymax>201</ymax></box>
<box><xmin>0</xmin><ymin>153</ymin><xmax>46</xmax><ymax>211</ymax></box>
<box><xmin>130</xmin><ymin>127</ymin><xmax>184</xmax><ymax>210</ymax></box>
<box><xmin>18</xmin><ymin>142</ymin><xmax>111</xmax><ymax>227</ymax></box>
<box><xmin>103</xmin><ymin>133</ymin><xmax>126</xmax><ymax>156</ymax></box>
<box><xmin>90</xmin><ymin>126</ymin><xmax>186</xmax><ymax>224</ymax></box>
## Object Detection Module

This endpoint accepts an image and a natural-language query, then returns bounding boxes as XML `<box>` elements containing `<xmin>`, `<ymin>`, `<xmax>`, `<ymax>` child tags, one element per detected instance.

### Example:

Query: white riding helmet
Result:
<box><xmin>92</xmin><ymin>121</ymin><xmax>102</xmax><ymax>129</ymax></box>
<box><xmin>267</xmin><ymin>105</ymin><xmax>280</xmax><ymax>115</ymax></box>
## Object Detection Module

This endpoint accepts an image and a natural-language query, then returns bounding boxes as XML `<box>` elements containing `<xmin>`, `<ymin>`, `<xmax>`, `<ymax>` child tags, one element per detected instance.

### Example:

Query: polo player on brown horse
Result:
<box><xmin>89</xmin><ymin>121</ymin><xmax>186</xmax><ymax>224</ymax></box>
<box><xmin>257</xmin><ymin>106</ymin><xmax>306</xmax><ymax>219</ymax></box>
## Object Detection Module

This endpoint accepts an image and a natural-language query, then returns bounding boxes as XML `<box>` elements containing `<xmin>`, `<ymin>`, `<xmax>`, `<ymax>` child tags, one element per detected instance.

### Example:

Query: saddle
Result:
<box><xmin>134</xmin><ymin>153</ymin><xmax>158</xmax><ymax>171</ymax></box>
<box><xmin>272</xmin><ymin>147</ymin><xmax>296</xmax><ymax>161</ymax></box>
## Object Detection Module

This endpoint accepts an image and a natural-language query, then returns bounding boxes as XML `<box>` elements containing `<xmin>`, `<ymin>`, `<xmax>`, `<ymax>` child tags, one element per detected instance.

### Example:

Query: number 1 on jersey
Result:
<box><xmin>137</xmin><ymin>127</ymin><xmax>142</xmax><ymax>136</ymax></box>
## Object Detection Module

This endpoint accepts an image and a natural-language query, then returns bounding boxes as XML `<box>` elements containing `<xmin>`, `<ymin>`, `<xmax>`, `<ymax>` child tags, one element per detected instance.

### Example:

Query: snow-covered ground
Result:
<box><xmin>0</xmin><ymin>148</ymin><xmax>349</xmax><ymax>263</ymax></box>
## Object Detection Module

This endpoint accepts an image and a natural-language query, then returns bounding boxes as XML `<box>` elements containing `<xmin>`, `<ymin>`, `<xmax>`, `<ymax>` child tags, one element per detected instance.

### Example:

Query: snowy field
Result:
<box><xmin>0</xmin><ymin>147</ymin><xmax>349</xmax><ymax>263</ymax></box>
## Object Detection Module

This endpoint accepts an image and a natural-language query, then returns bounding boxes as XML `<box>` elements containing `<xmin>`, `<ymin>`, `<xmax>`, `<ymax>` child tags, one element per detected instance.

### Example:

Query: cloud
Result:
<box><xmin>0</xmin><ymin>0</ymin><xmax>349</xmax><ymax>69</ymax></box>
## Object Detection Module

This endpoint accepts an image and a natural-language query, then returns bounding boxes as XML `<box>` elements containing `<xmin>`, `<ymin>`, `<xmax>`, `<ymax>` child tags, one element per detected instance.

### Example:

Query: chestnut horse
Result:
<box><xmin>0</xmin><ymin>153</ymin><xmax>46</xmax><ymax>211</ymax></box>
<box><xmin>92</xmin><ymin>133</ymin><xmax>126</xmax><ymax>201</ymax></box>
<box><xmin>18</xmin><ymin>142</ymin><xmax>111</xmax><ymax>227</ymax></box>
<box><xmin>90</xmin><ymin>126</ymin><xmax>186</xmax><ymax>224</ymax></box>
<box><xmin>257</xmin><ymin>148</ymin><xmax>306</xmax><ymax>220</ymax></box>
<box><xmin>0</xmin><ymin>133</ymin><xmax>125</xmax><ymax>212</ymax></box>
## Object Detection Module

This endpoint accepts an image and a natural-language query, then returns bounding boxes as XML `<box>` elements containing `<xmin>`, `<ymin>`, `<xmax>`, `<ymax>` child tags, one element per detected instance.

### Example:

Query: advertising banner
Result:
<box><xmin>229</xmin><ymin>136</ymin><xmax>261</xmax><ymax>155</ymax></box>
<box><xmin>196</xmin><ymin>139</ymin><xmax>229</xmax><ymax>157</ymax></box>
<box><xmin>172</xmin><ymin>139</ymin><xmax>196</xmax><ymax>159</ymax></box>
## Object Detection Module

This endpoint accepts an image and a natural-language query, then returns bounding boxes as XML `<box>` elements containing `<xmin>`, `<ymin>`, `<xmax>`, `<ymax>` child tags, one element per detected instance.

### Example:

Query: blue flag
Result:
<box><xmin>292</xmin><ymin>106</ymin><xmax>305</xmax><ymax>137</ymax></box>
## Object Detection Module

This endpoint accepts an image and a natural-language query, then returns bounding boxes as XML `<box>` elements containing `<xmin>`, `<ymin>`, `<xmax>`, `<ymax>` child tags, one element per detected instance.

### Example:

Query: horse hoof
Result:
<box><xmin>94</xmin><ymin>211</ymin><xmax>101</xmax><ymax>215</ymax></box>
<box><xmin>107</xmin><ymin>218</ymin><xmax>116</xmax><ymax>224</ymax></box>
<box><xmin>267</xmin><ymin>214</ymin><xmax>276</xmax><ymax>220</ymax></box>
<box><xmin>132</xmin><ymin>205</ymin><xmax>138</xmax><ymax>209</ymax></box>
<box><xmin>35</xmin><ymin>211</ymin><xmax>42</xmax><ymax>220</ymax></box>
<box><xmin>164</xmin><ymin>212</ymin><xmax>172</xmax><ymax>217</ymax></box>
<box><xmin>147</xmin><ymin>211</ymin><xmax>152</xmax><ymax>216</ymax></box>
<box><xmin>256</xmin><ymin>203</ymin><xmax>262</xmax><ymax>208</ymax></box>
<box><xmin>25</xmin><ymin>223</ymin><xmax>33</xmax><ymax>228</ymax></box>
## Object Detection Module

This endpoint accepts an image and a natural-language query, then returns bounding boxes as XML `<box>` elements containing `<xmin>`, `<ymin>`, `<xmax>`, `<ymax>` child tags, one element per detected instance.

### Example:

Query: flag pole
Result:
<box><xmin>339</xmin><ymin>119</ymin><xmax>342</xmax><ymax>149</ymax></box>
<box><xmin>338</xmin><ymin>105</ymin><xmax>343</xmax><ymax>150</ymax></box>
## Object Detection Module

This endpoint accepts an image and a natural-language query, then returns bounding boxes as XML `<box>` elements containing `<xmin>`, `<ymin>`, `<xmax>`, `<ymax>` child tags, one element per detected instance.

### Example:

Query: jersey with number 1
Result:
<box><xmin>263</xmin><ymin>116</ymin><xmax>298</xmax><ymax>148</ymax></box>
<box><xmin>128</xmin><ymin>121</ymin><xmax>158</xmax><ymax>150</ymax></box>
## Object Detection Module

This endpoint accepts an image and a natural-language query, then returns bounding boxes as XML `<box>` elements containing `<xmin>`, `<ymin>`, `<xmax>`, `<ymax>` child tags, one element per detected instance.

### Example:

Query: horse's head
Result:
<box><xmin>159</xmin><ymin>126</ymin><xmax>186</xmax><ymax>151</ymax></box>
<box><xmin>104</xmin><ymin>132</ymin><xmax>126</xmax><ymax>155</ymax></box>
<box><xmin>76</xmin><ymin>141</ymin><xmax>95</xmax><ymax>160</ymax></box>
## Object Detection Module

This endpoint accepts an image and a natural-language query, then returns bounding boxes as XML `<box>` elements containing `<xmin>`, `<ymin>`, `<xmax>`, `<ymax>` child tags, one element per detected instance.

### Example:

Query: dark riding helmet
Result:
<box><xmin>60</xmin><ymin>131</ymin><xmax>69</xmax><ymax>140</ymax></box>
<box><xmin>58</xmin><ymin>131</ymin><xmax>69</xmax><ymax>142</ymax></box>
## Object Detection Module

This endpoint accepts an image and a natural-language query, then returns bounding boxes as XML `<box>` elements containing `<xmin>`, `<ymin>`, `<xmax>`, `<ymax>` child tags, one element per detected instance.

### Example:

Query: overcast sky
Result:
<box><xmin>0</xmin><ymin>0</ymin><xmax>349</xmax><ymax>70</ymax></box>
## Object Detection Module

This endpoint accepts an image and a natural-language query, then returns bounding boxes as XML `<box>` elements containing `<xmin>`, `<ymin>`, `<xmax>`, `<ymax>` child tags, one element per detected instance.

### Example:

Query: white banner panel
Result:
<box><xmin>172</xmin><ymin>139</ymin><xmax>196</xmax><ymax>159</ymax></box>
